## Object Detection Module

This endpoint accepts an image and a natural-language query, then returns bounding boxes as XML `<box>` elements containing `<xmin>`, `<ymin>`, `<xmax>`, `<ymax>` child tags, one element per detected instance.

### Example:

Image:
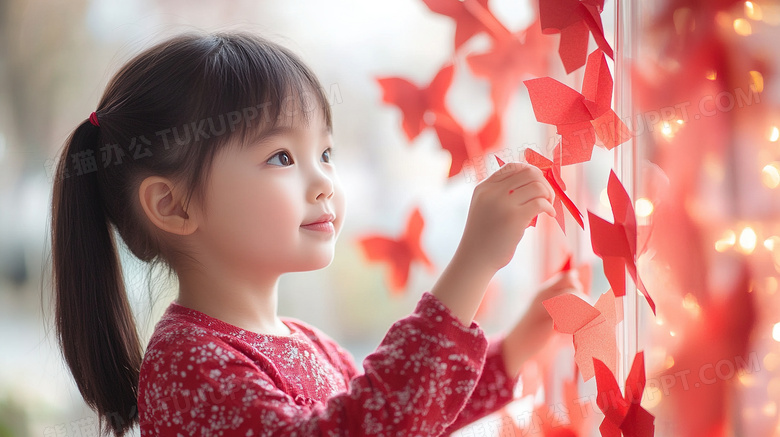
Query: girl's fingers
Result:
<box><xmin>534</xmin><ymin>197</ymin><xmax>557</xmax><ymax>218</ymax></box>
<box><xmin>513</xmin><ymin>196</ymin><xmax>556</xmax><ymax>219</ymax></box>
<box><xmin>509</xmin><ymin>180</ymin><xmax>554</xmax><ymax>204</ymax></box>
<box><xmin>504</xmin><ymin>168</ymin><xmax>555</xmax><ymax>202</ymax></box>
<box><xmin>507</xmin><ymin>177</ymin><xmax>556</xmax><ymax>218</ymax></box>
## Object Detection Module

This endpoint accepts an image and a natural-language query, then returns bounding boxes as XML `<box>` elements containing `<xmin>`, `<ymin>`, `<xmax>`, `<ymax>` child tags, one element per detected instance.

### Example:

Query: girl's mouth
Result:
<box><xmin>300</xmin><ymin>221</ymin><xmax>335</xmax><ymax>233</ymax></box>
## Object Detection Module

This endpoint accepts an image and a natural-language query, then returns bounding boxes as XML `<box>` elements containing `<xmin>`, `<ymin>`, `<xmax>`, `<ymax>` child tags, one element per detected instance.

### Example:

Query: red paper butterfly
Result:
<box><xmin>376</xmin><ymin>63</ymin><xmax>454</xmax><ymax>142</ymax></box>
<box><xmin>422</xmin><ymin>0</ymin><xmax>510</xmax><ymax>50</ymax></box>
<box><xmin>357</xmin><ymin>207</ymin><xmax>435</xmax><ymax>295</ymax></box>
<box><xmin>524</xmin><ymin>49</ymin><xmax>631</xmax><ymax>166</ymax></box>
<box><xmin>593</xmin><ymin>351</ymin><xmax>656</xmax><ymax>437</ymax></box>
<box><xmin>588</xmin><ymin>170</ymin><xmax>656</xmax><ymax>314</ymax></box>
<box><xmin>539</xmin><ymin>0</ymin><xmax>614</xmax><ymax>74</ymax></box>
<box><xmin>543</xmin><ymin>289</ymin><xmax>619</xmax><ymax>381</ymax></box>
<box><xmin>435</xmin><ymin>112</ymin><xmax>501</xmax><ymax>179</ymax></box>
<box><xmin>466</xmin><ymin>18</ymin><xmax>553</xmax><ymax>113</ymax></box>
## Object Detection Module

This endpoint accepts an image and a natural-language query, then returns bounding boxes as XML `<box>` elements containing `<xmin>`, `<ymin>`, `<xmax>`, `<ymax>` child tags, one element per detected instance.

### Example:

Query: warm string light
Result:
<box><xmin>740</xmin><ymin>372</ymin><xmax>756</xmax><ymax>387</ymax></box>
<box><xmin>734</xmin><ymin>18</ymin><xmax>753</xmax><ymax>35</ymax></box>
<box><xmin>597</xmin><ymin>194</ymin><xmax>656</xmax><ymax>218</ymax></box>
<box><xmin>682</xmin><ymin>293</ymin><xmax>701</xmax><ymax>317</ymax></box>
<box><xmin>713</xmin><ymin>227</ymin><xmax>779</xmax><ymax>257</ymax></box>
<box><xmin>642</xmin><ymin>386</ymin><xmax>663</xmax><ymax>409</ymax></box>
<box><xmin>738</xmin><ymin>227</ymin><xmax>758</xmax><ymax>254</ymax></box>
<box><xmin>762</xmin><ymin>162</ymin><xmax>780</xmax><ymax>188</ymax></box>
<box><xmin>750</xmin><ymin>70</ymin><xmax>764</xmax><ymax>92</ymax></box>
<box><xmin>769</xmin><ymin>126</ymin><xmax>780</xmax><ymax>142</ymax></box>
<box><xmin>661</xmin><ymin>122</ymin><xmax>672</xmax><ymax>137</ymax></box>
<box><xmin>636</xmin><ymin>198</ymin><xmax>654</xmax><ymax>217</ymax></box>
<box><xmin>660</xmin><ymin>119</ymin><xmax>685</xmax><ymax>139</ymax></box>
<box><xmin>715</xmin><ymin>229</ymin><xmax>737</xmax><ymax>252</ymax></box>
<box><xmin>745</xmin><ymin>1</ymin><xmax>764</xmax><ymax>21</ymax></box>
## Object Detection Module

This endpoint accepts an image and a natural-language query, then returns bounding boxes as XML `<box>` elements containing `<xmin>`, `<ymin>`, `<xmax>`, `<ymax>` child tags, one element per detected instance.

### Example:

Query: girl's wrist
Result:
<box><xmin>430</xmin><ymin>245</ymin><xmax>497</xmax><ymax>327</ymax></box>
<box><xmin>452</xmin><ymin>237</ymin><xmax>499</xmax><ymax>278</ymax></box>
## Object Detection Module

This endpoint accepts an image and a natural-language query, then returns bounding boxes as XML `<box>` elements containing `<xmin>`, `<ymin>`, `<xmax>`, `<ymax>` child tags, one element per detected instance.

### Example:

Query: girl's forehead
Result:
<box><xmin>271</xmin><ymin>101</ymin><xmax>331</xmax><ymax>135</ymax></box>
<box><xmin>278</xmin><ymin>97</ymin><xmax>328</xmax><ymax>127</ymax></box>
<box><xmin>237</xmin><ymin>114</ymin><xmax>331</xmax><ymax>152</ymax></box>
<box><xmin>235</xmin><ymin>90</ymin><xmax>331</xmax><ymax>148</ymax></box>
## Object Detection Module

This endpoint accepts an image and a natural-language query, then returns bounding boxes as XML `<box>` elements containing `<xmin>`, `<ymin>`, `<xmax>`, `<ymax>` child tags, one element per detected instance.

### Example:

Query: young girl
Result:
<box><xmin>50</xmin><ymin>31</ymin><xmax>579</xmax><ymax>436</ymax></box>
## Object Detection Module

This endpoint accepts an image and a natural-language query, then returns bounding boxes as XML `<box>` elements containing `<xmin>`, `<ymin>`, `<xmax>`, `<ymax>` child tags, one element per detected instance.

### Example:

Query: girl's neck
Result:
<box><xmin>175</xmin><ymin>270</ymin><xmax>291</xmax><ymax>337</ymax></box>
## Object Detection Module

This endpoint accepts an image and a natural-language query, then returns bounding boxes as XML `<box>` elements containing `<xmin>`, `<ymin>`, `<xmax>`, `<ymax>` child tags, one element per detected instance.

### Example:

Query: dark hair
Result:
<box><xmin>50</xmin><ymin>31</ymin><xmax>333</xmax><ymax>436</ymax></box>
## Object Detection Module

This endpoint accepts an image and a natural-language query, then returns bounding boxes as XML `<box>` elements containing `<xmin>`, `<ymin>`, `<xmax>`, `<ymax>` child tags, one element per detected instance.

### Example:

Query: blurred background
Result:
<box><xmin>1</xmin><ymin>0</ymin><xmax>779</xmax><ymax>436</ymax></box>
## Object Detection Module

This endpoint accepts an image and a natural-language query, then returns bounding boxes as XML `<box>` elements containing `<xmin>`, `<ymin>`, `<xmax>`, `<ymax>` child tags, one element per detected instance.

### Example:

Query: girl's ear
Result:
<box><xmin>138</xmin><ymin>176</ymin><xmax>199</xmax><ymax>236</ymax></box>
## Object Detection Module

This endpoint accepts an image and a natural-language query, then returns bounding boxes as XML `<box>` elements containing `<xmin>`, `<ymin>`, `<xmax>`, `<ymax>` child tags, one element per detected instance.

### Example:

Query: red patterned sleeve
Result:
<box><xmin>139</xmin><ymin>292</ymin><xmax>489</xmax><ymax>436</ymax></box>
<box><xmin>442</xmin><ymin>333</ymin><xmax>521</xmax><ymax>435</ymax></box>
<box><xmin>313</xmin><ymin>310</ymin><xmax>520</xmax><ymax>436</ymax></box>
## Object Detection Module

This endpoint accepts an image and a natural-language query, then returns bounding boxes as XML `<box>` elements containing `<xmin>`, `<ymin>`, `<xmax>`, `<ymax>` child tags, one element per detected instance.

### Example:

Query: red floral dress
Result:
<box><xmin>138</xmin><ymin>291</ymin><xmax>519</xmax><ymax>436</ymax></box>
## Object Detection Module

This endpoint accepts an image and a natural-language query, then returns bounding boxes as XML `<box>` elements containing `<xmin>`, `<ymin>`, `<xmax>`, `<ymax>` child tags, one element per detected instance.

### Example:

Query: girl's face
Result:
<box><xmin>193</xmin><ymin>105</ymin><xmax>345</xmax><ymax>280</ymax></box>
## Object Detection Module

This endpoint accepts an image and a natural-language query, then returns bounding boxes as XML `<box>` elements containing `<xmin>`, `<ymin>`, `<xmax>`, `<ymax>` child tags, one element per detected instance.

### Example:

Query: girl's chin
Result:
<box><xmin>291</xmin><ymin>251</ymin><xmax>336</xmax><ymax>272</ymax></box>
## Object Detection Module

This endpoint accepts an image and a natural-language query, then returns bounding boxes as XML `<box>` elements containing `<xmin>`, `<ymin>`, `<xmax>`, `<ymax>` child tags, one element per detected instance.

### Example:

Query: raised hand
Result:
<box><xmin>458</xmin><ymin>161</ymin><xmax>556</xmax><ymax>274</ymax></box>
<box><xmin>431</xmin><ymin>161</ymin><xmax>556</xmax><ymax>326</ymax></box>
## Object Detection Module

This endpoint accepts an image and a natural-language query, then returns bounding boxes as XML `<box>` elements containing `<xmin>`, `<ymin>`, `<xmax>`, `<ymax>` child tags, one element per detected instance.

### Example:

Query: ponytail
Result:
<box><xmin>51</xmin><ymin>120</ymin><xmax>142</xmax><ymax>436</ymax></box>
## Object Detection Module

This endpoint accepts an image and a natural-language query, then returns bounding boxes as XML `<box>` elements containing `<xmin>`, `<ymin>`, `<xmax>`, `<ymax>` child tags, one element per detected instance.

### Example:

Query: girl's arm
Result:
<box><xmin>499</xmin><ymin>270</ymin><xmax>582</xmax><ymax>378</ymax></box>
<box><xmin>440</xmin><ymin>271</ymin><xmax>582</xmax><ymax>434</ymax></box>
<box><xmin>431</xmin><ymin>162</ymin><xmax>555</xmax><ymax>326</ymax></box>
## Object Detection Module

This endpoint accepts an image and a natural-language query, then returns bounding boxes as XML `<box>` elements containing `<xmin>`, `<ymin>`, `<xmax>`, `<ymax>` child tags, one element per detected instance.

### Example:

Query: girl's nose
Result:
<box><xmin>309</xmin><ymin>166</ymin><xmax>335</xmax><ymax>202</ymax></box>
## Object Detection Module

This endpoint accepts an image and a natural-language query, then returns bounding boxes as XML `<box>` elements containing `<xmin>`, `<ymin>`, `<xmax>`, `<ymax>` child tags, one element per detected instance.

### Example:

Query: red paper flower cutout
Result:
<box><xmin>588</xmin><ymin>170</ymin><xmax>656</xmax><ymax>314</ymax></box>
<box><xmin>593</xmin><ymin>351</ymin><xmax>656</xmax><ymax>437</ymax></box>
<box><xmin>538</xmin><ymin>0</ymin><xmax>614</xmax><ymax>74</ymax></box>
<box><xmin>376</xmin><ymin>63</ymin><xmax>454</xmax><ymax>142</ymax></box>
<box><xmin>357</xmin><ymin>207</ymin><xmax>435</xmax><ymax>295</ymax></box>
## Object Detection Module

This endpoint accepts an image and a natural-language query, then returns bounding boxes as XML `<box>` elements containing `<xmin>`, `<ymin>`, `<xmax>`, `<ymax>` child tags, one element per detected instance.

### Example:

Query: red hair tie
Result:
<box><xmin>88</xmin><ymin>112</ymin><xmax>100</xmax><ymax>127</ymax></box>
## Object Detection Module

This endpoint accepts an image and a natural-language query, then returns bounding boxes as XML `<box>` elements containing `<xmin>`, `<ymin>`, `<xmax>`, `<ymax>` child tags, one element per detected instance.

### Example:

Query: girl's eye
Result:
<box><xmin>267</xmin><ymin>151</ymin><xmax>293</xmax><ymax>166</ymax></box>
<box><xmin>322</xmin><ymin>147</ymin><xmax>333</xmax><ymax>163</ymax></box>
